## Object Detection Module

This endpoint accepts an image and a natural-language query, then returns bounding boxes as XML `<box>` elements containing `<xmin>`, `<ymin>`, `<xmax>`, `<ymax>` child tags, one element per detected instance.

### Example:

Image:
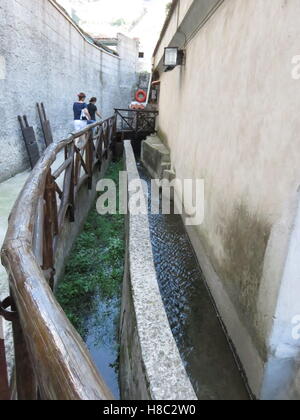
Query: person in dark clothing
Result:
<box><xmin>73</xmin><ymin>92</ymin><xmax>91</xmax><ymax>132</ymax></box>
<box><xmin>87</xmin><ymin>97</ymin><xmax>102</xmax><ymax>125</ymax></box>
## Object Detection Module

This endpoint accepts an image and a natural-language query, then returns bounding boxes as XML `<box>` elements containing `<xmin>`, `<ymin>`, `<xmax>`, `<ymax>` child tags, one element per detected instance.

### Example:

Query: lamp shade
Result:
<box><xmin>164</xmin><ymin>47</ymin><xmax>179</xmax><ymax>67</ymax></box>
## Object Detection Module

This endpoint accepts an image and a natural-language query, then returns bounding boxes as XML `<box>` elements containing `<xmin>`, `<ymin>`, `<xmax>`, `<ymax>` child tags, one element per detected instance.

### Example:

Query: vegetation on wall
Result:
<box><xmin>166</xmin><ymin>2</ymin><xmax>172</xmax><ymax>15</ymax></box>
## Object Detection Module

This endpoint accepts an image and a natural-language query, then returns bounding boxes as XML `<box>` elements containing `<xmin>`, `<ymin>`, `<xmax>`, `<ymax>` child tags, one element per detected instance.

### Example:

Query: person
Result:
<box><xmin>73</xmin><ymin>93</ymin><xmax>91</xmax><ymax>132</ymax></box>
<box><xmin>87</xmin><ymin>97</ymin><xmax>102</xmax><ymax>125</ymax></box>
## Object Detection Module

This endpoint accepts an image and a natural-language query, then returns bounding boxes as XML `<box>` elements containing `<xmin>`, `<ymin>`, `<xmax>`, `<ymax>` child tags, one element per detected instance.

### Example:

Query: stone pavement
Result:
<box><xmin>0</xmin><ymin>169</ymin><xmax>31</xmax><ymax>378</ymax></box>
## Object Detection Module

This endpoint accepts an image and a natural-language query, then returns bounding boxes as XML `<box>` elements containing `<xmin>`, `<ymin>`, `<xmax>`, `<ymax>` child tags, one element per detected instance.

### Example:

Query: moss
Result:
<box><xmin>219</xmin><ymin>202</ymin><xmax>271</xmax><ymax>359</ymax></box>
<box><xmin>56</xmin><ymin>160</ymin><xmax>125</xmax><ymax>340</ymax></box>
<box><xmin>157</xmin><ymin>128</ymin><xmax>169</xmax><ymax>147</ymax></box>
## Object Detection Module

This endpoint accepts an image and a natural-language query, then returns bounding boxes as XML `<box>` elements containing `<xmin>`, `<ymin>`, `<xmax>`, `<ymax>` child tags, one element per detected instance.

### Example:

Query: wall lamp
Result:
<box><xmin>164</xmin><ymin>47</ymin><xmax>185</xmax><ymax>71</ymax></box>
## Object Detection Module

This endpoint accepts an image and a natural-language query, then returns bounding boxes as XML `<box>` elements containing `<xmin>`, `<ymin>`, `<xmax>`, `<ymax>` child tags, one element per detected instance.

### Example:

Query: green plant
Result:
<box><xmin>56</xmin><ymin>161</ymin><xmax>125</xmax><ymax>340</ymax></box>
<box><xmin>166</xmin><ymin>2</ymin><xmax>172</xmax><ymax>15</ymax></box>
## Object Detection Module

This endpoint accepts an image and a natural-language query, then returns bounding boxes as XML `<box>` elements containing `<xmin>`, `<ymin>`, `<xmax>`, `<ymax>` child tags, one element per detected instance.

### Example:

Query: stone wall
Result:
<box><xmin>153</xmin><ymin>0</ymin><xmax>300</xmax><ymax>399</ymax></box>
<box><xmin>0</xmin><ymin>0</ymin><xmax>138</xmax><ymax>182</ymax></box>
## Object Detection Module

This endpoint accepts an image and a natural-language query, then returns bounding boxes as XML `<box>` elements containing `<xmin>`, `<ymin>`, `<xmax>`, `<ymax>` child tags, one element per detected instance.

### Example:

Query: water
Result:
<box><xmin>85</xmin><ymin>296</ymin><xmax>120</xmax><ymax>399</ymax></box>
<box><xmin>138</xmin><ymin>163</ymin><xmax>250</xmax><ymax>400</ymax></box>
<box><xmin>56</xmin><ymin>161</ymin><xmax>124</xmax><ymax>400</ymax></box>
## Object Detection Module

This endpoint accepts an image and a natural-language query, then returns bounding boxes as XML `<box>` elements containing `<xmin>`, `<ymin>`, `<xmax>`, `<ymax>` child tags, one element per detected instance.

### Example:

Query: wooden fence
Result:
<box><xmin>0</xmin><ymin>117</ymin><xmax>116</xmax><ymax>400</ymax></box>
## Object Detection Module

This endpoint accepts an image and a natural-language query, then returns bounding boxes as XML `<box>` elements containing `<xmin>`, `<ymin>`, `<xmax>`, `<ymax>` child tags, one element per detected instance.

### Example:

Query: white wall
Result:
<box><xmin>154</xmin><ymin>0</ymin><xmax>300</xmax><ymax>399</ymax></box>
<box><xmin>0</xmin><ymin>0</ymin><xmax>138</xmax><ymax>182</ymax></box>
<box><xmin>117</xmin><ymin>33</ymin><xmax>139</xmax><ymax>105</ymax></box>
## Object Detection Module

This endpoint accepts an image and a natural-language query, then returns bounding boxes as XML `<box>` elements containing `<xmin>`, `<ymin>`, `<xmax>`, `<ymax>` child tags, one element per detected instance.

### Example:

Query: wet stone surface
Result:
<box><xmin>138</xmin><ymin>163</ymin><xmax>250</xmax><ymax>400</ymax></box>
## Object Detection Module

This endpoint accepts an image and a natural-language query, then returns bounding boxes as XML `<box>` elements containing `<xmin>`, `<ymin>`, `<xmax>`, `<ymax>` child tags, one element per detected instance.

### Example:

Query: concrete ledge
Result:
<box><xmin>141</xmin><ymin>136</ymin><xmax>171</xmax><ymax>180</ymax></box>
<box><xmin>120</xmin><ymin>141</ymin><xmax>197</xmax><ymax>400</ymax></box>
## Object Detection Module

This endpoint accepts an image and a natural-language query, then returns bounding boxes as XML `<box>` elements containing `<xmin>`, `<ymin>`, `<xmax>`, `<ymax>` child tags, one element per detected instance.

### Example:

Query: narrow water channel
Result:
<box><xmin>138</xmin><ymin>162</ymin><xmax>250</xmax><ymax>401</ymax></box>
<box><xmin>56</xmin><ymin>161</ymin><xmax>124</xmax><ymax>400</ymax></box>
<box><xmin>84</xmin><ymin>295</ymin><xmax>120</xmax><ymax>398</ymax></box>
<box><xmin>56</xmin><ymin>158</ymin><xmax>250</xmax><ymax>400</ymax></box>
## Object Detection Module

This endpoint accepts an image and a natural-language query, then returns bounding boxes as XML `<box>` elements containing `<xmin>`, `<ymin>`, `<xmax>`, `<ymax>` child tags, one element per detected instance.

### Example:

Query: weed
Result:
<box><xmin>56</xmin><ymin>160</ymin><xmax>125</xmax><ymax>340</ymax></box>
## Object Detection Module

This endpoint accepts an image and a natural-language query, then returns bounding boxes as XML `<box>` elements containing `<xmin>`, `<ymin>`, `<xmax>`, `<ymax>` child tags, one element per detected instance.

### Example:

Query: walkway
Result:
<box><xmin>0</xmin><ymin>169</ymin><xmax>31</xmax><ymax>376</ymax></box>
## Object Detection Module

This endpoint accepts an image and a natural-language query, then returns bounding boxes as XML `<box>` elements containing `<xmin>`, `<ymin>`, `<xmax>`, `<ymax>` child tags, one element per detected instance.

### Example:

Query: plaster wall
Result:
<box><xmin>154</xmin><ymin>0</ymin><xmax>300</xmax><ymax>398</ymax></box>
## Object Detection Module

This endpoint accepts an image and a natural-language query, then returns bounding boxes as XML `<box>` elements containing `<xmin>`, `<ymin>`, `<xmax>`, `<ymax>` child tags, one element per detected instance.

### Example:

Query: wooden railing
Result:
<box><xmin>0</xmin><ymin>116</ymin><xmax>116</xmax><ymax>400</ymax></box>
<box><xmin>115</xmin><ymin>109</ymin><xmax>158</xmax><ymax>134</ymax></box>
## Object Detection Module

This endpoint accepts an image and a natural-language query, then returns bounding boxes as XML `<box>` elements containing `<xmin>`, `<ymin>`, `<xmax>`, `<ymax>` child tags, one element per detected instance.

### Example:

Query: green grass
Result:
<box><xmin>56</xmin><ymin>160</ymin><xmax>125</xmax><ymax>339</ymax></box>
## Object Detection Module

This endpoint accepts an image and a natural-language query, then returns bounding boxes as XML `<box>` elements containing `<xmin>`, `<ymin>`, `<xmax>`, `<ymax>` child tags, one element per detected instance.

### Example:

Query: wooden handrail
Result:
<box><xmin>1</xmin><ymin>117</ymin><xmax>116</xmax><ymax>400</ymax></box>
<box><xmin>114</xmin><ymin>108</ymin><xmax>158</xmax><ymax>134</ymax></box>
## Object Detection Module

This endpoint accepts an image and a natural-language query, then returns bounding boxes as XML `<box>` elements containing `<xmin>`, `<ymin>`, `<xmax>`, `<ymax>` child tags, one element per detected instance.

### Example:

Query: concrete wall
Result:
<box><xmin>0</xmin><ymin>0</ymin><xmax>138</xmax><ymax>182</ymax></box>
<box><xmin>153</xmin><ymin>0</ymin><xmax>300</xmax><ymax>399</ymax></box>
<box><xmin>117</xmin><ymin>33</ymin><xmax>139</xmax><ymax>106</ymax></box>
<box><xmin>119</xmin><ymin>141</ymin><xmax>197</xmax><ymax>401</ymax></box>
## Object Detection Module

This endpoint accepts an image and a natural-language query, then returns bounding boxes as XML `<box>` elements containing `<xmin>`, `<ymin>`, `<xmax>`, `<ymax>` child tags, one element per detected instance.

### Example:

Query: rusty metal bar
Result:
<box><xmin>0</xmin><ymin>297</ymin><xmax>17</xmax><ymax>323</ymax></box>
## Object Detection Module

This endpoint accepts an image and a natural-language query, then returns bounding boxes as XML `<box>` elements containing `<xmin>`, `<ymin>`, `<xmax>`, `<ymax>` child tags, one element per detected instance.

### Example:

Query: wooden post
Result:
<box><xmin>0</xmin><ymin>316</ymin><xmax>10</xmax><ymax>400</ymax></box>
<box><xmin>74</xmin><ymin>148</ymin><xmax>81</xmax><ymax>187</ymax></box>
<box><xmin>68</xmin><ymin>150</ymin><xmax>75</xmax><ymax>222</ymax></box>
<box><xmin>51</xmin><ymin>177</ymin><xmax>59</xmax><ymax>237</ymax></box>
<box><xmin>7</xmin><ymin>292</ymin><xmax>37</xmax><ymax>400</ymax></box>
<box><xmin>96</xmin><ymin>127</ymin><xmax>103</xmax><ymax>170</ymax></box>
<box><xmin>43</xmin><ymin>170</ymin><xmax>55</xmax><ymax>290</ymax></box>
<box><xmin>64</xmin><ymin>145</ymin><xmax>68</xmax><ymax>161</ymax></box>
<box><xmin>12</xmin><ymin>313</ymin><xmax>37</xmax><ymax>400</ymax></box>
<box><xmin>87</xmin><ymin>132</ymin><xmax>93</xmax><ymax>190</ymax></box>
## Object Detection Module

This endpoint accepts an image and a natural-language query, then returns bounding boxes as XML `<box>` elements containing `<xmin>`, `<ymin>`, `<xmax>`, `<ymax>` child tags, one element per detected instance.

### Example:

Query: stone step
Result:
<box><xmin>141</xmin><ymin>135</ymin><xmax>171</xmax><ymax>179</ymax></box>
